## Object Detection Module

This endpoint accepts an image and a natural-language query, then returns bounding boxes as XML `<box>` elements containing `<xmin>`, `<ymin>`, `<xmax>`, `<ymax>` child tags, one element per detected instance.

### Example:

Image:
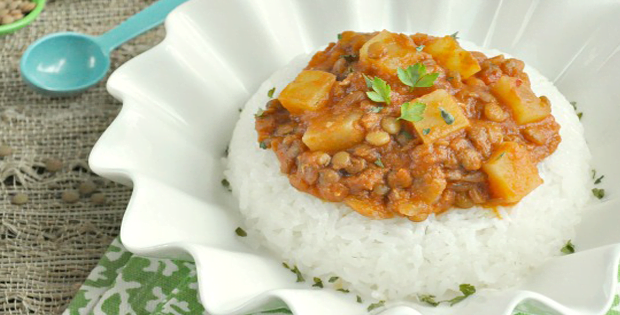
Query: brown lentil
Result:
<box><xmin>11</xmin><ymin>193</ymin><xmax>28</xmax><ymax>205</ymax></box>
<box><xmin>61</xmin><ymin>190</ymin><xmax>80</xmax><ymax>203</ymax></box>
<box><xmin>0</xmin><ymin>145</ymin><xmax>12</xmax><ymax>157</ymax></box>
<box><xmin>45</xmin><ymin>158</ymin><xmax>63</xmax><ymax>172</ymax></box>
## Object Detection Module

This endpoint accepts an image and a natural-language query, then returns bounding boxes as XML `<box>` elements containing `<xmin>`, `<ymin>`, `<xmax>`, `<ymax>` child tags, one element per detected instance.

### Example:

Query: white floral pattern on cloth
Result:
<box><xmin>63</xmin><ymin>238</ymin><xmax>619</xmax><ymax>315</ymax></box>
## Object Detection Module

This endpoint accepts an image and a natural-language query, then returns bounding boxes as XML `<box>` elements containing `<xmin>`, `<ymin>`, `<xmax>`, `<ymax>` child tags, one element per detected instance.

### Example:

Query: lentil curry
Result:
<box><xmin>255</xmin><ymin>30</ymin><xmax>560</xmax><ymax>222</ymax></box>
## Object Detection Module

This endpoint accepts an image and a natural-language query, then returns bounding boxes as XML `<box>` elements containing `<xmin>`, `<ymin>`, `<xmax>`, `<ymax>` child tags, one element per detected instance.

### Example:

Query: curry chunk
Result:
<box><xmin>278</xmin><ymin>70</ymin><xmax>336</xmax><ymax>115</ymax></box>
<box><xmin>423</xmin><ymin>36</ymin><xmax>481</xmax><ymax>79</ymax></box>
<box><xmin>359</xmin><ymin>30</ymin><xmax>422</xmax><ymax>75</ymax></box>
<box><xmin>407</xmin><ymin>89</ymin><xmax>470</xmax><ymax>144</ymax></box>
<box><xmin>302</xmin><ymin>112</ymin><xmax>365</xmax><ymax>152</ymax></box>
<box><xmin>490</xmin><ymin>75</ymin><xmax>551</xmax><ymax>124</ymax></box>
<box><xmin>482</xmin><ymin>142</ymin><xmax>543</xmax><ymax>203</ymax></box>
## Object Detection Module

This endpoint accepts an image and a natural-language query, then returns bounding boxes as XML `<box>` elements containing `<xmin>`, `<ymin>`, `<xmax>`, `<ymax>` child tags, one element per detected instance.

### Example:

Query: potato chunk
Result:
<box><xmin>482</xmin><ymin>141</ymin><xmax>543</xmax><ymax>203</ymax></box>
<box><xmin>407</xmin><ymin>89</ymin><xmax>470</xmax><ymax>144</ymax></box>
<box><xmin>302</xmin><ymin>112</ymin><xmax>364</xmax><ymax>152</ymax></box>
<box><xmin>490</xmin><ymin>75</ymin><xmax>551</xmax><ymax>124</ymax></box>
<box><xmin>278</xmin><ymin>70</ymin><xmax>336</xmax><ymax>115</ymax></box>
<box><xmin>359</xmin><ymin>30</ymin><xmax>422</xmax><ymax>75</ymax></box>
<box><xmin>423</xmin><ymin>36</ymin><xmax>481</xmax><ymax>79</ymax></box>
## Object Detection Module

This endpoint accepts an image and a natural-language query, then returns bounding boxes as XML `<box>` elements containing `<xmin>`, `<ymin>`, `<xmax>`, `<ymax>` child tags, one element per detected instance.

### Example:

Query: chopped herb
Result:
<box><xmin>577</xmin><ymin>112</ymin><xmax>583</xmax><ymax>120</ymax></box>
<box><xmin>365</xmin><ymin>76</ymin><xmax>392</xmax><ymax>105</ymax></box>
<box><xmin>282</xmin><ymin>262</ymin><xmax>290</xmax><ymax>269</ymax></box>
<box><xmin>440</xmin><ymin>107</ymin><xmax>455</xmax><ymax>125</ymax></box>
<box><xmin>259</xmin><ymin>141</ymin><xmax>268</xmax><ymax>149</ymax></box>
<box><xmin>224</xmin><ymin>145</ymin><xmax>229</xmax><ymax>157</ymax></box>
<box><xmin>221</xmin><ymin>179</ymin><xmax>231</xmax><ymax>191</ymax></box>
<box><xmin>238</xmin><ymin>108</ymin><xmax>242</xmax><ymax>113</ymax></box>
<box><xmin>291</xmin><ymin>266</ymin><xmax>305</xmax><ymax>282</ymax></box>
<box><xmin>496</xmin><ymin>152</ymin><xmax>506</xmax><ymax>160</ymax></box>
<box><xmin>419</xmin><ymin>295</ymin><xmax>439</xmax><ymax>307</ymax></box>
<box><xmin>336</xmin><ymin>288</ymin><xmax>349</xmax><ymax>293</ymax></box>
<box><xmin>312</xmin><ymin>277</ymin><xmax>324</xmax><ymax>288</ymax></box>
<box><xmin>398</xmin><ymin>101</ymin><xmax>426</xmax><ymax>122</ymax></box>
<box><xmin>341</xmin><ymin>54</ymin><xmax>358</xmax><ymax>62</ymax></box>
<box><xmin>561</xmin><ymin>240</ymin><xmax>575</xmax><ymax>254</ymax></box>
<box><xmin>447</xmin><ymin>76</ymin><xmax>454</xmax><ymax>81</ymax></box>
<box><xmin>235</xmin><ymin>227</ymin><xmax>247</xmax><ymax>237</ymax></box>
<box><xmin>337</xmin><ymin>33</ymin><xmax>342</xmax><ymax>40</ymax></box>
<box><xmin>397</xmin><ymin>63</ymin><xmax>439</xmax><ymax>90</ymax></box>
<box><xmin>356</xmin><ymin>295</ymin><xmax>363</xmax><ymax>303</ymax></box>
<box><xmin>367</xmin><ymin>301</ymin><xmax>385</xmax><ymax>312</ymax></box>
<box><xmin>595</xmin><ymin>175</ymin><xmax>604</xmax><ymax>184</ymax></box>
<box><xmin>368</xmin><ymin>106</ymin><xmax>383</xmax><ymax>113</ymax></box>
<box><xmin>447</xmin><ymin>284</ymin><xmax>476</xmax><ymax>306</ymax></box>
<box><xmin>422</xmin><ymin>128</ymin><xmax>431</xmax><ymax>135</ymax></box>
<box><xmin>363</xmin><ymin>74</ymin><xmax>373</xmax><ymax>88</ymax></box>
<box><xmin>374</xmin><ymin>158</ymin><xmax>384</xmax><ymax>168</ymax></box>
<box><xmin>267</xmin><ymin>87</ymin><xmax>276</xmax><ymax>98</ymax></box>
<box><xmin>416</xmin><ymin>45</ymin><xmax>425</xmax><ymax>52</ymax></box>
<box><xmin>570</xmin><ymin>101</ymin><xmax>577</xmax><ymax>110</ymax></box>
<box><xmin>400</xmin><ymin>130</ymin><xmax>413</xmax><ymax>140</ymax></box>
<box><xmin>450</xmin><ymin>31</ymin><xmax>459</xmax><ymax>40</ymax></box>
<box><xmin>328</xmin><ymin>276</ymin><xmax>339</xmax><ymax>283</ymax></box>
<box><xmin>255</xmin><ymin>108</ymin><xmax>265</xmax><ymax>118</ymax></box>
<box><xmin>592</xmin><ymin>169</ymin><xmax>597</xmax><ymax>179</ymax></box>
<box><xmin>592</xmin><ymin>188</ymin><xmax>605</xmax><ymax>199</ymax></box>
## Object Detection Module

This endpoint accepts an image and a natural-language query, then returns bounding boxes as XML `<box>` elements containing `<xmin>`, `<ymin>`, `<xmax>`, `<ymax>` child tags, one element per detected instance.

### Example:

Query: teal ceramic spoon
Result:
<box><xmin>20</xmin><ymin>0</ymin><xmax>188</xmax><ymax>96</ymax></box>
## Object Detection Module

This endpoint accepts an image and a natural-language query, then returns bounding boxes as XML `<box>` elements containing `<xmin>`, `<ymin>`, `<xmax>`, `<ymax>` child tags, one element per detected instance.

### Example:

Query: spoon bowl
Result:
<box><xmin>21</xmin><ymin>33</ymin><xmax>110</xmax><ymax>96</ymax></box>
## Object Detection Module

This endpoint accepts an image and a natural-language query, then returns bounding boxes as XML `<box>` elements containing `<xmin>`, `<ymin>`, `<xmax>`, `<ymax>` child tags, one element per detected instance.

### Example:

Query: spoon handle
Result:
<box><xmin>96</xmin><ymin>0</ymin><xmax>189</xmax><ymax>52</ymax></box>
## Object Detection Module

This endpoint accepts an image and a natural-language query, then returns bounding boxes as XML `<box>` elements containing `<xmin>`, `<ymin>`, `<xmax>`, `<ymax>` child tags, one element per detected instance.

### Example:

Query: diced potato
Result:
<box><xmin>423</xmin><ymin>36</ymin><xmax>481</xmax><ymax>79</ymax></box>
<box><xmin>302</xmin><ymin>112</ymin><xmax>365</xmax><ymax>152</ymax></box>
<box><xmin>490</xmin><ymin>75</ymin><xmax>550</xmax><ymax>124</ymax></box>
<box><xmin>278</xmin><ymin>70</ymin><xmax>336</xmax><ymax>115</ymax></box>
<box><xmin>481</xmin><ymin>141</ymin><xmax>543</xmax><ymax>203</ymax></box>
<box><xmin>345</xmin><ymin>197</ymin><xmax>394</xmax><ymax>219</ymax></box>
<box><xmin>407</xmin><ymin>89</ymin><xmax>470</xmax><ymax>144</ymax></box>
<box><xmin>359</xmin><ymin>30</ymin><xmax>422</xmax><ymax>75</ymax></box>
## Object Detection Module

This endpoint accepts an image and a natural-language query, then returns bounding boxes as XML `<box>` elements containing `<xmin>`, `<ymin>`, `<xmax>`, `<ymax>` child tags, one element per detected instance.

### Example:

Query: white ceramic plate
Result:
<box><xmin>89</xmin><ymin>0</ymin><xmax>620</xmax><ymax>314</ymax></box>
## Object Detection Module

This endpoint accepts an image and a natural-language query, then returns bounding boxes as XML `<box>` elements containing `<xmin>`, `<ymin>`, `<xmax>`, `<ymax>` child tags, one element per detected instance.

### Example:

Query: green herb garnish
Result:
<box><xmin>341</xmin><ymin>54</ymin><xmax>358</xmax><ymax>62</ymax></box>
<box><xmin>328</xmin><ymin>276</ymin><xmax>339</xmax><ymax>283</ymax></box>
<box><xmin>337</xmin><ymin>33</ymin><xmax>342</xmax><ymax>40</ymax></box>
<box><xmin>312</xmin><ymin>277</ymin><xmax>323</xmax><ymax>288</ymax></box>
<box><xmin>365</xmin><ymin>76</ymin><xmax>392</xmax><ymax>105</ymax></box>
<box><xmin>561</xmin><ymin>240</ymin><xmax>575</xmax><ymax>254</ymax></box>
<box><xmin>577</xmin><ymin>112</ymin><xmax>583</xmax><ymax>120</ymax></box>
<box><xmin>221</xmin><ymin>179</ymin><xmax>231</xmax><ymax>191</ymax></box>
<box><xmin>259</xmin><ymin>141</ymin><xmax>268</xmax><ymax>149</ymax></box>
<box><xmin>570</xmin><ymin>101</ymin><xmax>577</xmax><ymax>110</ymax></box>
<box><xmin>593</xmin><ymin>188</ymin><xmax>605</xmax><ymax>199</ymax></box>
<box><xmin>592</xmin><ymin>169</ymin><xmax>597</xmax><ymax>179</ymax></box>
<box><xmin>419</xmin><ymin>295</ymin><xmax>439</xmax><ymax>307</ymax></box>
<box><xmin>224</xmin><ymin>145</ymin><xmax>229</xmax><ymax>157</ymax></box>
<box><xmin>374</xmin><ymin>158</ymin><xmax>384</xmax><ymax>168</ymax></box>
<box><xmin>416</xmin><ymin>45</ymin><xmax>425</xmax><ymax>52</ymax></box>
<box><xmin>235</xmin><ymin>227</ymin><xmax>247</xmax><ymax>237</ymax></box>
<box><xmin>267</xmin><ymin>87</ymin><xmax>275</xmax><ymax>98</ymax></box>
<box><xmin>450</xmin><ymin>31</ymin><xmax>459</xmax><ymax>40</ymax></box>
<box><xmin>291</xmin><ymin>266</ymin><xmax>304</xmax><ymax>282</ymax></box>
<box><xmin>422</xmin><ymin>128</ymin><xmax>431</xmax><ymax>135</ymax></box>
<box><xmin>356</xmin><ymin>295</ymin><xmax>363</xmax><ymax>303</ymax></box>
<box><xmin>398</xmin><ymin>101</ymin><xmax>426</xmax><ymax>122</ymax></box>
<box><xmin>440</xmin><ymin>107</ymin><xmax>455</xmax><ymax>125</ymax></box>
<box><xmin>397</xmin><ymin>63</ymin><xmax>439</xmax><ymax>90</ymax></box>
<box><xmin>367</xmin><ymin>301</ymin><xmax>385</xmax><ymax>312</ymax></box>
<box><xmin>595</xmin><ymin>175</ymin><xmax>604</xmax><ymax>185</ymax></box>
<box><xmin>336</xmin><ymin>288</ymin><xmax>349</xmax><ymax>293</ymax></box>
<box><xmin>496</xmin><ymin>152</ymin><xmax>506</xmax><ymax>161</ymax></box>
<box><xmin>255</xmin><ymin>108</ymin><xmax>265</xmax><ymax>118</ymax></box>
<box><xmin>368</xmin><ymin>106</ymin><xmax>383</xmax><ymax>113</ymax></box>
<box><xmin>447</xmin><ymin>284</ymin><xmax>476</xmax><ymax>306</ymax></box>
<box><xmin>282</xmin><ymin>262</ymin><xmax>290</xmax><ymax>269</ymax></box>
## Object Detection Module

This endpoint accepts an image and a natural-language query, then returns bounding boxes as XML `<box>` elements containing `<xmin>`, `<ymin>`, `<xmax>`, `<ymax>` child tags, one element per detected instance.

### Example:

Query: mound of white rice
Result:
<box><xmin>225</xmin><ymin>42</ymin><xmax>591</xmax><ymax>301</ymax></box>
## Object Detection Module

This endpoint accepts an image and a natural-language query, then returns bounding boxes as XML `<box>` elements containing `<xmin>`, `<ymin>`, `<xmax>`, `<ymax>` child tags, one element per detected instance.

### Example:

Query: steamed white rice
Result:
<box><xmin>225</xmin><ymin>41</ymin><xmax>591</xmax><ymax>301</ymax></box>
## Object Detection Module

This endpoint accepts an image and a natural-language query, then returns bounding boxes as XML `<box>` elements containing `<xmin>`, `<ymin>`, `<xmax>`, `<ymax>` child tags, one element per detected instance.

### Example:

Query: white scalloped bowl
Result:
<box><xmin>89</xmin><ymin>0</ymin><xmax>620</xmax><ymax>314</ymax></box>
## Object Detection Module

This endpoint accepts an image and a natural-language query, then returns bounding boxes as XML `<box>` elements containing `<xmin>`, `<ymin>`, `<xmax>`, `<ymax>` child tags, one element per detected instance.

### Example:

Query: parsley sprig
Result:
<box><xmin>561</xmin><ymin>240</ymin><xmax>575</xmax><ymax>254</ymax></box>
<box><xmin>398</xmin><ymin>101</ymin><xmax>426</xmax><ymax>122</ymax></box>
<box><xmin>397</xmin><ymin>63</ymin><xmax>439</xmax><ymax>90</ymax></box>
<box><xmin>418</xmin><ymin>284</ymin><xmax>476</xmax><ymax>307</ymax></box>
<box><xmin>364</xmin><ymin>75</ymin><xmax>392</xmax><ymax>105</ymax></box>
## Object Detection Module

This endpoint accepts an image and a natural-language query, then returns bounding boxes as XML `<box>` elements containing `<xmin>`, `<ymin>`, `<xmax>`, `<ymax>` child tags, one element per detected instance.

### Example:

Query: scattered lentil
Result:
<box><xmin>90</xmin><ymin>193</ymin><xmax>106</xmax><ymax>205</ymax></box>
<box><xmin>0</xmin><ymin>145</ymin><xmax>12</xmax><ymax>157</ymax></box>
<box><xmin>78</xmin><ymin>180</ymin><xmax>97</xmax><ymax>195</ymax></box>
<box><xmin>61</xmin><ymin>190</ymin><xmax>80</xmax><ymax>203</ymax></box>
<box><xmin>0</xmin><ymin>0</ymin><xmax>36</xmax><ymax>25</ymax></box>
<box><xmin>11</xmin><ymin>193</ymin><xmax>28</xmax><ymax>205</ymax></box>
<box><xmin>45</xmin><ymin>158</ymin><xmax>63</xmax><ymax>172</ymax></box>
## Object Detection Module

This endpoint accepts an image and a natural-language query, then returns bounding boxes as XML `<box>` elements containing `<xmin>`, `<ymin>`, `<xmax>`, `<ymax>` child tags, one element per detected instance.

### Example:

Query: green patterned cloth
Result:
<box><xmin>64</xmin><ymin>238</ymin><xmax>620</xmax><ymax>315</ymax></box>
